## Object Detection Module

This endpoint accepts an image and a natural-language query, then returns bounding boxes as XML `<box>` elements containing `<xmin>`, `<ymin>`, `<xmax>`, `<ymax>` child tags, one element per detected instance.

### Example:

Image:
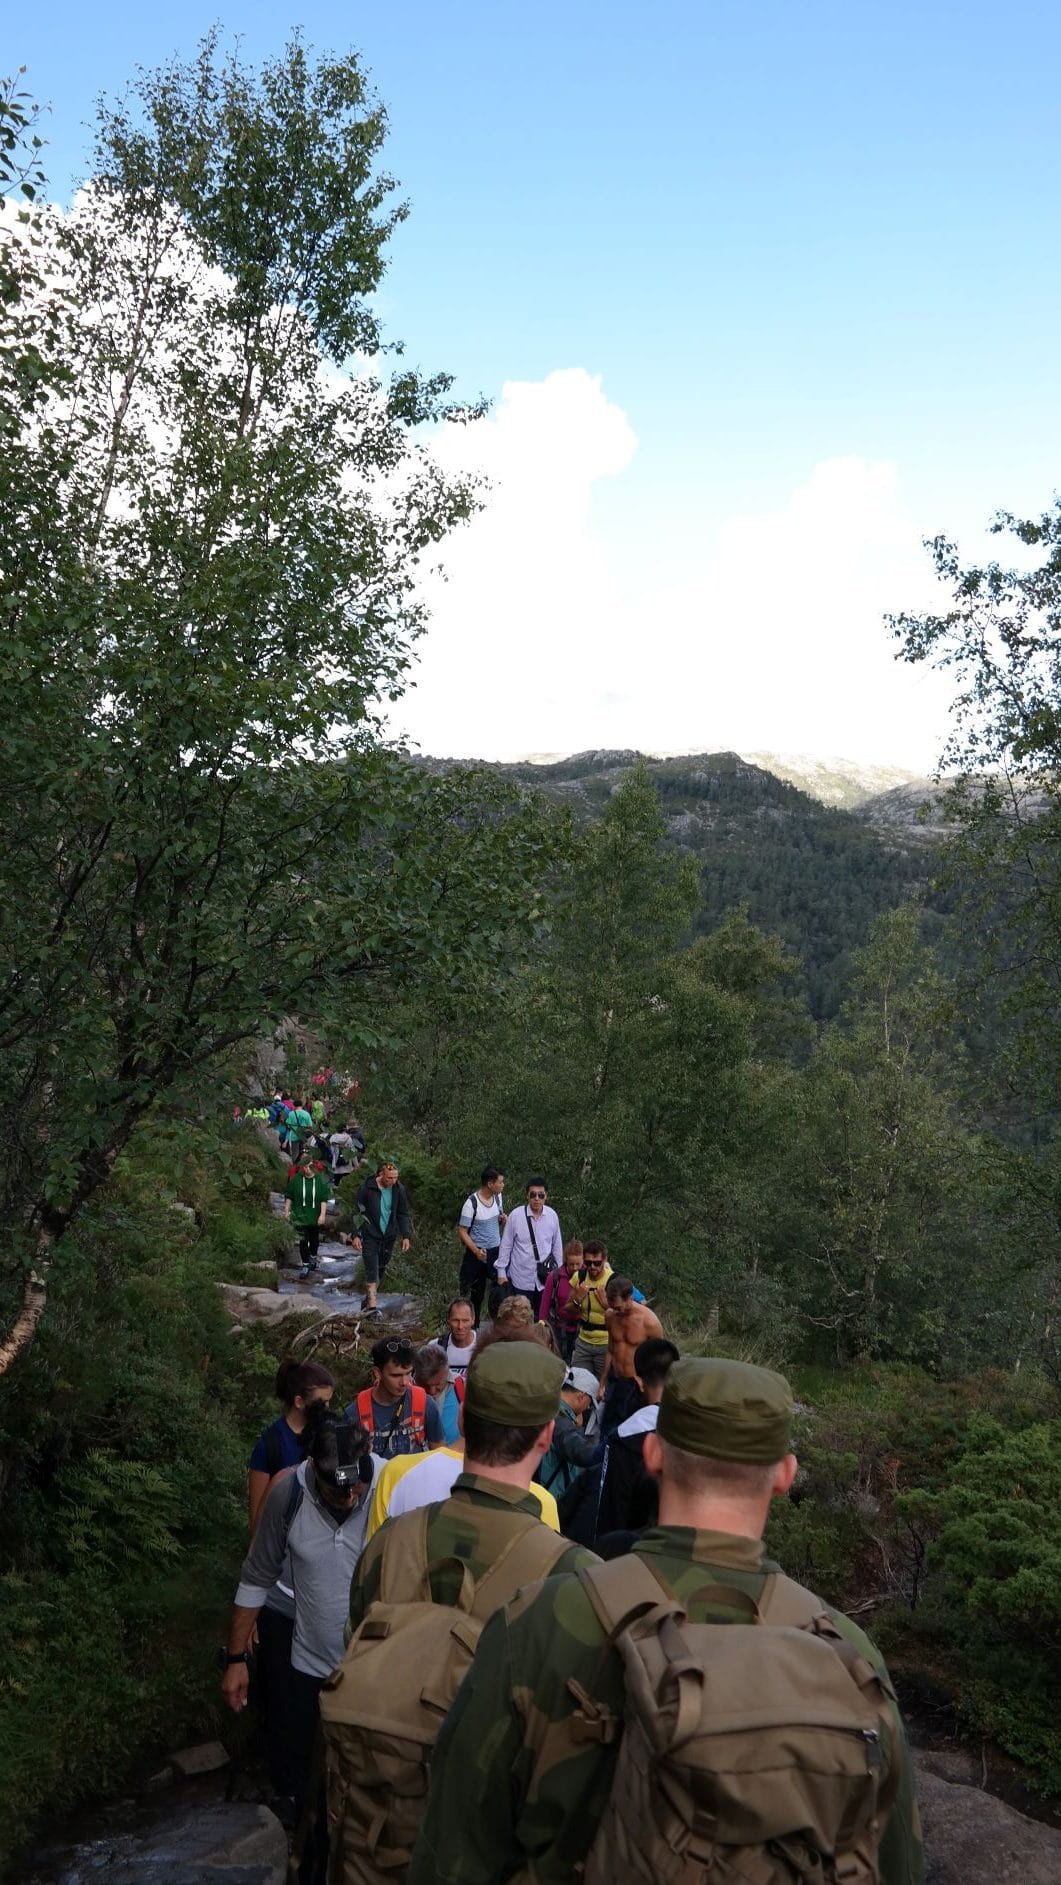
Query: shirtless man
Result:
<box><xmin>598</xmin><ymin>1275</ymin><xmax>664</xmax><ymax>1432</ymax></box>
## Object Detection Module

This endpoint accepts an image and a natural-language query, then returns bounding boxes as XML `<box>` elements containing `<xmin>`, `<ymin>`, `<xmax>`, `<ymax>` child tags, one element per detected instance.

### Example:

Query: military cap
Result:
<box><xmin>466</xmin><ymin>1341</ymin><xmax>565</xmax><ymax>1427</ymax></box>
<box><xmin>657</xmin><ymin>1356</ymin><xmax>793</xmax><ymax>1464</ymax></box>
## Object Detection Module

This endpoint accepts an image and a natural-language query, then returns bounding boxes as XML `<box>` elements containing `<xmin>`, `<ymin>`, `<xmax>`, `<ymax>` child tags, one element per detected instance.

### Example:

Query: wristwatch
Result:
<box><xmin>217</xmin><ymin>1648</ymin><xmax>253</xmax><ymax>1671</ymax></box>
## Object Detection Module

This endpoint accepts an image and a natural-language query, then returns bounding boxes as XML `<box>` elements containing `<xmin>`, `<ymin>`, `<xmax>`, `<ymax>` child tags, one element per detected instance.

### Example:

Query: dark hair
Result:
<box><xmin>303</xmin><ymin>1404</ymin><xmax>371</xmax><ymax>1475</ymax></box>
<box><xmin>462</xmin><ymin>1407</ymin><xmax>544</xmax><ymax>1467</ymax></box>
<box><xmin>480</xmin><ymin>1165</ymin><xmax>503</xmax><ymax>1185</ymax></box>
<box><xmin>525</xmin><ymin>1176</ymin><xmax>547</xmax><ymax>1193</ymax></box>
<box><xmin>275</xmin><ymin>1357</ymin><xmax>334</xmax><ymax>1406</ymax></box>
<box><xmin>606</xmin><ymin>1275</ymin><xmax>634</xmax><ymax>1302</ymax></box>
<box><xmin>583</xmin><ymin>1239</ymin><xmax>607</xmax><ymax>1258</ymax></box>
<box><xmin>414</xmin><ymin>1342</ymin><xmax>449</xmax><ymax>1389</ymax></box>
<box><xmin>371</xmin><ymin>1334</ymin><xmax>416</xmax><ymax>1369</ymax></box>
<box><xmin>634</xmin><ymin>1337</ymin><xmax>680</xmax><ymax>1390</ymax></box>
<box><xmin>446</xmin><ymin>1297</ymin><xmax>474</xmax><ymax>1319</ymax></box>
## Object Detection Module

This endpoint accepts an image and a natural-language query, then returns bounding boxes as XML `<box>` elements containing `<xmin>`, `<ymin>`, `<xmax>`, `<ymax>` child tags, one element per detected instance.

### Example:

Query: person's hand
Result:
<box><xmin>400</xmin><ymin>1238</ymin><xmax>410</xmax><ymax>1254</ymax></box>
<box><xmin>350</xmin><ymin>1236</ymin><xmax>362</xmax><ymax>1252</ymax></box>
<box><xmin>221</xmin><ymin>1661</ymin><xmax>250</xmax><ymax>1713</ymax></box>
<box><xmin>498</xmin><ymin>1212</ymin><xmax>508</xmax><ymax>1229</ymax></box>
<box><xmin>597</xmin><ymin>1380</ymin><xmax>607</xmax><ymax>1401</ymax></box>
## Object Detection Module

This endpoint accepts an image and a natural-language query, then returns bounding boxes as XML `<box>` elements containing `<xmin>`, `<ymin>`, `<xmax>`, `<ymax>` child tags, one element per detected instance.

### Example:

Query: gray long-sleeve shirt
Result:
<box><xmin>235</xmin><ymin>1458</ymin><xmax>380</xmax><ymax>1678</ymax></box>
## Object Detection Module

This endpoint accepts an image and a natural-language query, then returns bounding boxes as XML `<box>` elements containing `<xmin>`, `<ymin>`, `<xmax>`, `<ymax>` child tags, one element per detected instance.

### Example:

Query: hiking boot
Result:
<box><xmin>298</xmin><ymin>1264</ymin><xmax>319</xmax><ymax>1280</ymax></box>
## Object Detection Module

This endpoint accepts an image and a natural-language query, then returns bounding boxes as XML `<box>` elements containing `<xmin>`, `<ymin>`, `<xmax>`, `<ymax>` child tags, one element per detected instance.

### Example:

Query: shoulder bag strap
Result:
<box><xmin>524</xmin><ymin>1205</ymin><xmax>541</xmax><ymax>1263</ymax></box>
<box><xmin>378</xmin><ymin>1503</ymin><xmax>433</xmax><ymax>1606</ymax></box>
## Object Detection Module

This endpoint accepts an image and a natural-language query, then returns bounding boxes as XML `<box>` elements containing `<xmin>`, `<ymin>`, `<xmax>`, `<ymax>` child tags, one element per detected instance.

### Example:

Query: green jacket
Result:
<box><xmin>348</xmin><ymin>1472</ymin><xmax>596</xmax><ymax>1639</ymax></box>
<box><xmin>409</xmin><ymin>1525</ymin><xmax>924</xmax><ymax>1885</ymax></box>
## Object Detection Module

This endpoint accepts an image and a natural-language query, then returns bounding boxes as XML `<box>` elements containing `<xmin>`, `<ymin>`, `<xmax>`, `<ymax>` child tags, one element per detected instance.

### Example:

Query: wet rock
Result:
<box><xmin>218</xmin><ymin>1284</ymin><xmax>324</xmax><ymax>1329</ymax></box>
<box><xmin>28</xmin><ymin>1802</ymin><xmax>287</xmax><ymax>1884</ymax></box>
<box><xmin>168</xmin><ymin>1742</ymin><xmax>230</xmax><ymax>1779</ymax></box>
<box><xmin>918</xmin><ymin>1767</ymin><xmax>1061</xmax><ymax>1883</ymax></box>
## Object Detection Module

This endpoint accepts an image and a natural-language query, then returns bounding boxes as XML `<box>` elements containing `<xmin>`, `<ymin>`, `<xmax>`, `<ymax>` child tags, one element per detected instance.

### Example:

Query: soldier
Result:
<box><xmin>317</xmin><ymin>1340</ymin><xmax>599</xmax><ymax>1885</ymax></box>
<box><xmin>410</xmin><ymin>1356</ymin><xmax>924</xmax><ymax>1885</ymax></box>
<box><xmin>347</xmin><ymin>1337</ymin><xmax>594</xmax><ymax>1635</ymax></box>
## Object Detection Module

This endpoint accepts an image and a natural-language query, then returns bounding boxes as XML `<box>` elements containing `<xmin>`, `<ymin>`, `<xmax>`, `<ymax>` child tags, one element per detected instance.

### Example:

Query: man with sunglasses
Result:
<box><xmin>348</xmin><ymin>1334</ymin><xmax>444</xmax><ymax>1459</ymax></box>
<box><xmin>568</xmin><ymin>1241</ymin><xmax>613</xmax><ymax>1382</ymax></box>
<box><xmin>220</xmin><ymin>1408</ymin><xmax>379</xmax><ymax>1825</ymax></box>
<box><xmin>495</xmin><ymin>1177</ymin><xmax>563</xmax><ymax>1320</ymax></box>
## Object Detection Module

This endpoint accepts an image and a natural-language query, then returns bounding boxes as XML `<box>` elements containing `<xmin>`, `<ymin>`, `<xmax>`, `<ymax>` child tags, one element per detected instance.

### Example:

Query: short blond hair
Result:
<box><xmin>495</xmin><ymin>1294</ymin><xmax>534</xmax><ymax>1330</ymax></box>
<box><xmin>658</xmin><ymin>1437</ymin><xmax>777</xmax><ymax>1500</ymax></box>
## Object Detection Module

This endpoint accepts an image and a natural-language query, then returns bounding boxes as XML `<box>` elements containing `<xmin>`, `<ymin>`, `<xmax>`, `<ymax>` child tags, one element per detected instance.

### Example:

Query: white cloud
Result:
<box><xmin>392</xmin><ymin>372</ymin><xmax>961</xmax><ymax>771</ymax></box>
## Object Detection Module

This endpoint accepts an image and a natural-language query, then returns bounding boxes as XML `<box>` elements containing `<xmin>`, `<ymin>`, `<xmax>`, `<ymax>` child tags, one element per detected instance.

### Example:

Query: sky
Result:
<box><xmin>14</xmin><ymin>1</ymin><xmax>1061</xmax><ymax>769</ymax></box>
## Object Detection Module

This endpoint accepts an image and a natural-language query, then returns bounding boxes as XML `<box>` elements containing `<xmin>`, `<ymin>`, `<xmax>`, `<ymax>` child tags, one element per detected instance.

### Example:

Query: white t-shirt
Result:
<box><xmin>445</xmin><ymin>1335</ymin><xmax>477</xmax><ymax>1382</ymax></box>
<box><xmin>388</xmin><ymin>1447</ymin><xmax>464</xmax><ymax>1518</ymax></box>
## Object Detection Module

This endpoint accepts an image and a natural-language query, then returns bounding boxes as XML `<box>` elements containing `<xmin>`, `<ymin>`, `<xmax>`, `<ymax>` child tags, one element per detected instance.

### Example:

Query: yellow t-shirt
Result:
<box><xmin>367</xmin><ymin>1446</ymin><xmax>559</xmax><ymax>1537</ymax></box>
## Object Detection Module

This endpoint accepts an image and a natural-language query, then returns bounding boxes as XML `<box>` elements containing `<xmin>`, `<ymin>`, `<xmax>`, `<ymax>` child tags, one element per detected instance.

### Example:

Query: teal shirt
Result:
<box><xmin>378</xmin><ymin>1184</ymin><xmax>393</xmax><ymax>1237</ymax></box>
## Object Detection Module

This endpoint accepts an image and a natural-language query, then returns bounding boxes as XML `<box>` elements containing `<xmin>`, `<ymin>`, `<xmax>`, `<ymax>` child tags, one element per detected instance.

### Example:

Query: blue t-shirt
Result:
<box><xmin>438</xmin><ymin>1384</ymin><xmax>461</xmax><ymax>1446</ymax></box>
<box><xmin>248</xmin><ymin>1415</ymin><xmax>304</xmax><ymax>1475</ymax></box>
<box><xmin>378</xmin><ymin>1185</ymin><xmax>393</xmax><ymax>1237</ymax></box>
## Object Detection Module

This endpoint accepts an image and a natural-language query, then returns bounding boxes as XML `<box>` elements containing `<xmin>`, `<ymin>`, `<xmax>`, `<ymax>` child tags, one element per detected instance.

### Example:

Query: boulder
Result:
<box><xmin>28</xmin><ymin>1802</ymin><xmax>287</xmax><ymax>1884</ymax></box>
<box><xmin>218</xmin><ymin>1284</ymin><xmax>324</xmax><ymax>1329</ymax></box>
<box><xmin>167</xmin><ymin>1741</ymin><xmax>230</xmax><ymax>1779</ymax></box>
<box><xmin>917</xmin><ymin>1765</ymin><xmax>1061</xmax><ymax>1884</ymax></box>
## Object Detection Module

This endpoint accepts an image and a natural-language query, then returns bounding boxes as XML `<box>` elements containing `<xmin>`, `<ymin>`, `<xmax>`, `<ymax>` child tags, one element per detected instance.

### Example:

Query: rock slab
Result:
<box><xmin>28</xmin><ymin>1802</ymin><xmax>287</xmax><ymax>1884</ymax></box>
<box><xmin>918</xmin><ymin>1767</ymin><xmax>1061</xmax><ymax>1884</ymax></box>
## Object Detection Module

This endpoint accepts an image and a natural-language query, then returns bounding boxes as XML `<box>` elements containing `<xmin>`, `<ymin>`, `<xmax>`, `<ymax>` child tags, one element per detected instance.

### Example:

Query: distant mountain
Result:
<box><xmin>740</xmin><ymin>751</ymin><xmax>934</xmax><ymax>811</ymax></box>
<box><xmin>446</xmin><ymin>748</ymin><xmax>940</xmax><ymax>1020</ymax></box>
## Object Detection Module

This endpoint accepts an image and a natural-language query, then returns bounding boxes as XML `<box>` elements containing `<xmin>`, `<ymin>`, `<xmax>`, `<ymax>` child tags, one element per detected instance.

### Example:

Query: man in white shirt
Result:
<box><xmin>456</xmin><ymin>1165</ymin><xmax>507</xmax><ymax>1326</ymax></box>
<box><xmin>441</xmin><ymin>1297</ymin><xmax>477</xmax><ymax>1382</ymax></box>
<box><xmin>495</xmin><ymin>1177</ymin><xmax>563</xmax><ymax>1321</ymax></box>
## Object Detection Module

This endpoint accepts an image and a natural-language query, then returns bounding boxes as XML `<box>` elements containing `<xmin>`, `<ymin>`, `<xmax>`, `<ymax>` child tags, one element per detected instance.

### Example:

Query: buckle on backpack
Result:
<box><xmin>566</xmin><ymin>1679</ymin><xmax>620</xmax><ymax>1744</ymax></box>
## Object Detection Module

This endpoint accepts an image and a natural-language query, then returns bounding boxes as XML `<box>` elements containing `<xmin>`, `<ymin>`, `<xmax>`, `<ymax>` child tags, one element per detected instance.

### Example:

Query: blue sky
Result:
<box><xmin>14</xmin><ymin>2</ymin><xmax>1061</xmax><ymax>766</ymax></box>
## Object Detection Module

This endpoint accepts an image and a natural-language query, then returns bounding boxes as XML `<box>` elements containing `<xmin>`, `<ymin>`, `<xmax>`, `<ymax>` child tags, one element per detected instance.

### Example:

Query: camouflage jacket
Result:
<box><xmin>408</xmin><ymin>1525</ymin><xmax>924</xmax><ymax>1885</ymax></box>
<box><xmin>347</xmin><ymin>1471</ymin><xmax>595</xmax><ymax>1638</ymax></box>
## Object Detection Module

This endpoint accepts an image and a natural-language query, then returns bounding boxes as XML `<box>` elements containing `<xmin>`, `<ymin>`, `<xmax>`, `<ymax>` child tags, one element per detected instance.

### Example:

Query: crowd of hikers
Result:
<box><xmin>221</xmin><ymin>1135</ymin><xmax>923</xmax><ymax>1883</ymax></box>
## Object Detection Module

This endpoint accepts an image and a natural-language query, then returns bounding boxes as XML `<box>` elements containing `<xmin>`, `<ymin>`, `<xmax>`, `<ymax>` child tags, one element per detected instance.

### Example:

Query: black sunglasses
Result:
<box><xmin>528</xmin><ymin>1189</ymin><xmax>546</xmax><ymax>1198</ymax></box>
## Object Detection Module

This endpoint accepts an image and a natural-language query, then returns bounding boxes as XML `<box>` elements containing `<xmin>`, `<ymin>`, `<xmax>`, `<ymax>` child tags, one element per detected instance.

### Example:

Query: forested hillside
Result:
<box><xmin>433</xmin><ymin>748</ymin><xmax>939</xmax><ymax>1017</ymax></box>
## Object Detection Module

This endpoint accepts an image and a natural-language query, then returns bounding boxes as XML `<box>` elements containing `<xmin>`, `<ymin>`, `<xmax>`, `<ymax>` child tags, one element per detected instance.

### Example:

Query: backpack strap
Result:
<box><xmin>470</xmin><ymin>1514</ymin><xmax>571</xmax><ymax>1616</ymax></box>
<box><xmin>356</xmin><ymin>1387</ymin><xmax>375</xmax><ymax>1433</ymax></box>
<box><xmin>378</xmin><ymin>1504</ymin><xmax>433</xmax><ymax>1605</ymax></box>
<box><xmin>578</xmin><ymin>1553</ymin><xmax>762</xmax><ymax>1640</ymax></box>
<box><xmin>453</xmin><ymin>1375</ymin><xmax>465</xmax><ymax>1405</ymax></box>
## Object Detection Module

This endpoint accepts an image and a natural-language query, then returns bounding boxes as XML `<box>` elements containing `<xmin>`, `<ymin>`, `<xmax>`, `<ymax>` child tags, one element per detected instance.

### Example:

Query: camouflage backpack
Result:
<box><xmin>575</xmin><ymin>1554</ymin><xmax>900</xmax><ymax>1885</ymax></box>
<box><xmin>318</xmin><ymin>1500</ymin><xmax>570</xmax><ymax>1885</ymax></box>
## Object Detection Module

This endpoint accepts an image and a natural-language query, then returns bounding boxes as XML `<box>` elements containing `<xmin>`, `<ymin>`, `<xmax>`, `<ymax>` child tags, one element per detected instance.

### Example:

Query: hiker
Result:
<box><xmin>439</xmin><ymin>1296</ymin><xmax>476</xmax><ymax>1384</ymax></box>
<box><xmin>222</xmin><ymin>1408</ymin><xmax>379</xmax><ymax>1826</ymax></box>
<box><xmin>326</xmin><ymin>1120</ymin><xmax>365</xmax><ymax>1178</ymax></box>
<box><xmin>365</xmin><ymin>1328</ymin><xmax>564</xmax><ymax>1536</ymax></box>
<box><xmin>414</xmin><ymin>1340</ymin><xmax>462</xmax><ymax>1445</ymax></box>
<box><xmin>243</xmin><ymin>1360</ymin><xmax>335</xmax><ymax>1819</ymax></box>
<box><xmin>494</xmin><ymin>1291</ymin><xmax>535</xmax><ymax>1331</ymax></box>
<box><xmin>410</xmin><ymin>1356</ymin><xmax>923</xmax><ymax>1885</ymax></box>
<box><xmin>283</xmin><ymin>1151</ymin><xmax>333</xmax><ymax>1279</ymax></box>
<box><xmin>560</xmin><ymin>1336</ymin><xmax>679</xmax><ymax>1549</ymax></box>
<box><xmin>495</xmin><ymin>1178</ymin><xmax>563</xmax><ymax>1319</ymax></box>
<box><xmin>537</xmin><ymin>1365</ymin><xmax>600</xmax><ymax>1500</ymax></box>
<box><xmin>316</xmin><ymin>1341</ymin><xmax>599</xmax><ymax>1885</ymax></box>
<box><xmin>354</xmin><ymin>1158</ymin><xmax>411</xmax><ymax>1316</ymax></box>
<box><xmin>456</xmin><ymin>1164</ymin><xmax>507</xmax><ymax>1326</ymax></box>
<box><xmin>348</xmin><ymin>1334</ymin><xmax>443</xmax><ymax>1459</ymax></box>
<box><xmin>538</xmin><ymin>1239</ymin><xmax>584</xmax><ymax>1361</ymax></box>
<box><xmin>598</xmin><ymin>1273</ymin><xmax>665</xmax><ymax>1432</ymax></box>
<box><xmin>567</xmin><ymin>1239</ymin><xmax>613</xmax><ymax>1379</ymax></box>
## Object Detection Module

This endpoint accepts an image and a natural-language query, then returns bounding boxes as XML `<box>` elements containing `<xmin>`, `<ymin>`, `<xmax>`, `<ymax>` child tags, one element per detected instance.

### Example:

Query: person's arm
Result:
<box><xmin>397</xmin><ymin>1182</ymin><xmax>412</xmax><ymax>1244</ymax></box>
<box><xmin>539</xmin><ymin>1270</ymin><xmax>556</xmax><ymax>1322</ymax></box>
<box><xmin>547</xmin><ymin>1212</ymin><xmax>563</xmax><ymax>1266</ymax></box>
<box><xmin>557</xmin><ymin>1419</ymin><xmax>600</xmax><ymax>1471</ymax></box>
<box><xmin>456</xmin><ymin>1199</ymin><xmax>484</xmax><ymax>1259</ymax></box>
<box><xmin>222</xmin><ymin>1475</ymin><xmax>295</xmax><ymax>1711</ymax></box>
<box><xmin>247</xmin><ymin>1468</ymin><xmax>272</xmax><ymax>1536</ymax></box>
<box><xmin>495</xmin><ymin>1210</ymin><xmax>516</xmax><ymax>1283</ymax></box>
<box><xmin>347</xmin><ymin>1524</ymin><xmax>387</xmax><ymax>1638</ymax></box>
<box><xmin>829</xmin><ymin>1614</ymin><xmax>924</xmax><ymax>1885</ymax></box>
<box><xmin>317</xmin><ymin>1180</ymin><xmax>331</xmax><ymax>1227</ymax></box>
